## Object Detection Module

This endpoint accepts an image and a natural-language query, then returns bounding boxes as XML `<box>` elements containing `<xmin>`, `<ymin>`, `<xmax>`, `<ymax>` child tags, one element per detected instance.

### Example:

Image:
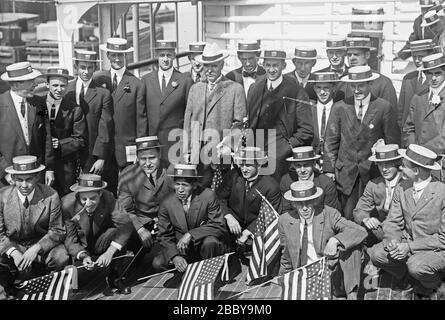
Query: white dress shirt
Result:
<box><xmin>158</xmin><ymin>67</ymin><xmax>174</xmax><ymax>92</ymax></box>
<box><xmin>46</xmin><ymin>93</ymin><xmax>62</xmax><ymax>121</ymax></box>
<box><xmin>182</xmin><ymin>194</ymin><xmax>192</xmax><ymax>213</ymax></box>
<box><xmin>208</xmin><ymin>74</ymin><xmax>223</xmax><ymax>92</ymax></box>
<box><xmin>384</xmin><ymin>172</ymin><xmax>401</xmax><ymax>211</ymax></box>
<box><xmin>10</xmin><ymin>90</ymin><xmax>30</xmax><ymax>145</ymax></box>
<box><xmin>355</xmin><ymin>93</ymin><xmax>371</xmax><ymax>122</ymax></box>
<box><xmin>75</xmin><ymin>77</ymin><xmax>92</xmax><ymax>105</ymax></box>
<box><xmin>267</xmin><ymin>75</ymin><xmax>283</xmax><ymax>92</ymax></box>
<box><xmin>300</xmin><ymin>215</ymin><xmax>319</xmax><ymax>264</ymax></box>
<box><xmin>413</xmin><ymin>176</ymin><xmax>432</xmax><ymax>201</ymax></box>
<box><xmin>242</xmin><ymin>66</ymin><xmax>258</xmax><ymax>97</ymax></box>
<box><xmin>316</xmin><ymin>100</ymin><xmax>333</xmax><ymax>138</ymax></box>
<box><xmin>111</xmin><ymin>66</ymin><xmax>126</xmax><ymax>87</ymax></box>
<box><xmin>295</xmin><ymin>73</ymin><xmax>310</xmax><ymax>88</ymax></box>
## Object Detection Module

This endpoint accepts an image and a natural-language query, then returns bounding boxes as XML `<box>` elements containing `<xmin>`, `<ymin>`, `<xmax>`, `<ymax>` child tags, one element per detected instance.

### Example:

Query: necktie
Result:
<box><xmin>50</xmin><ymin>104</ymin><xmax>56</xmax><ymax>120</ymax></box>
<box><xmin>182</xmin><ymin>199</ymin><xmax>189</xmax><ymax>214</ymax></box>
<box><xmin>20</xmin><ymin>99</ymin><xmax>26</xmax><ymax>118</ymax></box>
<box><xmin>23</xmin><ymin>196</ymin><xmax>29</xmax><ymax>209</ymax></box>
<box><xmin>245</xmin><ymin>180</ymin><xmax>251</xmax><ymax>194</ymax></box>
<box><xmin>112</xmin><ymin>73</ymin><xmax>118</xmax><ymax>92</ymax></box>
<box><xmin>269</xmin><ymin>83</ymin><xmax>274</xmax><ymax>92</ymax></box>
<box><xmin>80</xmin><ymin>83</ymin><xmax>85</xmax><ymax>102</ymax></box>
<box><xmin>413</xmin><ymin>189</ymin><xmax>421</xmax><ymax>203</ymax></box>
<box><xmin>242</xmin><ymin>71</ymin><xmax>257</xmax><ymax>79</ymax></box>
<box><xmin>320</xmin><ymin>104</ymin><xmax>327</xmax><ymax>140</ymax></box>
<box><xmin>357</xmin><ymin>101</ymin><xmax>363</xmax><ymax>123</ymax></box>
<box><xmin>299</xmin><ymin>221</ymin><xmax>308</xmax><ymax>267</ymax></box>
<box><xmin>149</xmin><ymin>174</ymin><xmax>155</xmax><ymax>187</ymax></box>
<box><xmin>195</xmin><ymin>72</ymin><xmax>201</xmax><ymax>83</ymax></box>
<box><xmin>383</xmin><ymin>184</ymin><xmax>392</xmax><ymax>211</ymax></box>
<box><xmin>87</xmin><ymin>213</ymin><xmax>95</xmax><ymax>253</ymax></box>
<box><xmin>208</xmin><ymin>82</ymin><xmax>215</xmax><ymax>92</ymax></box>
<box><xmin>161</xmin><ymin>74</ymin><xmax>166</xmax><ymax>93</ymax></box>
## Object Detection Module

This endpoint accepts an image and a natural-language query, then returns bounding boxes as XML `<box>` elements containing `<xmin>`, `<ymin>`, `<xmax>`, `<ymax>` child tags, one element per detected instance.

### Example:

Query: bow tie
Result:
<box><xmin>243</xmin><ymin>71</ymin><xmax>257</xmax><ymax>79</ymax></box>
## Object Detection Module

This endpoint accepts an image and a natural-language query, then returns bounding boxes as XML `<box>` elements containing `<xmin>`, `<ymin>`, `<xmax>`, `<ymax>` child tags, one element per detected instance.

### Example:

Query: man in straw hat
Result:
<box><xmin>324</xmin><ymin>66</ymin><xmax>400</xmax><ymax>221</ymax></box>
<box><xmin>0</xmin><ymin>61</ymin><xmax>55</xmax><ymax>188</ymax></box>
<box><xmin>184</xmin><ymin>42</ymin><xmax>246</xmax><ymax>165</ymax></box>
<box><xmin>118</xmin><ymin>136</ymin><xmax>172</xmax><ymax>255</ymax></box>
<box><xmin>368</xmin><ymin>144</ymin><xmax>445</xmax><ymax>299</ymax></box>
<box><xmin>152</xmin><ymin>164</ymin><xmax>229</xmax><ymax>281</ymax></box>
<box><xmin>317</xmin><ymin>37</ymin><xmax>348</xmax><ymax>79</ymax></box>
<box><xmin>280</xmin><ymin>146</ymin><xmax>340</xmax><ymax>213</ymax></box>
<box><xmin>62</xmin><ymin>173</ymin><xmax>133</xmax><ymax>294</ymax></box>
<box><xmin>226</xmin><ymin>39</ymin><xmax>266</xmax><ymax>97</ymax></box>
<box><xmin>247</xmin><ymin>50</ymin><xmax>313</xmax><ymax>180</ymax></box>
<box><xmin>353</xmin><ymin>144</ymin><xmax>403</xmax><ymax>247</ymax></box>
<box><xmin>94</xmin><ymin>37</ymin><xmax>148</xmax><ymax>172</ymax></box>
<box><xmin>142</xmin><ymin>40</ymin><xmax>193</xmax><ymax>162</ymax></box>
<box><xmin>285</xmin><ymin>47</ymin><xmax>318</xmax><ymax>101</ymax></box>
<box><xmin>184</xmin><ymin>41</ymin><xmax>207</xmax><ymax>84</ymax></box>
<box><xmin>38</xmin><ymin>66</ymin><xmax>87</xmax><ymax>196</ymax></box>
<box><xmin>398</xmin><ymin>39</ymin><xmax>437</xmax><ymax>129</ymax></box>
<box><xmin>0</xmin><ymin>155</ymin><xmax>68</xmax><ymax>299</ymax></box>
<box><xmin>279</xmin><ymin>180</ymin><xmax>367</xmax><ymax>299</ymax></box>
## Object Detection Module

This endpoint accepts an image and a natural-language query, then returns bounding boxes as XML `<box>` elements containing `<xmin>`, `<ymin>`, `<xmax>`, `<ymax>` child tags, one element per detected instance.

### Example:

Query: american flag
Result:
<box><xmin>178</xmin><ymin>254</ymin><xmax>227</xmax><ymax>300</ymax></box>
<box><xmin>16</xmin><ymin>266</ymin><xmax>78</xmax><ymax>300</ymax></box>
<box><xmin>281</xmin><ymin>257</ymin><xmax>331</xmax><ymax>300</ymax></box>
<box><xmin>246</xmin><ymin>191</ymin><xmax>280</xmax><ymax>284</ymax></box>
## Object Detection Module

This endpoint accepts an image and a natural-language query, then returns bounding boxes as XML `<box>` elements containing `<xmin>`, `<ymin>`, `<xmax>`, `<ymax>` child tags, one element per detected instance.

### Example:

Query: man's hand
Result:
<box><xmin>90</xmin><ymin>159</ymin><xmax>105</xmax><ymax>175</ymax></box>
<box><xmin>237</xmin><ymin>229</ymin><xmax>252</xmax><ymax>245</ymax></box>
<box><xmin>52</xmin><ymin>138</ymin><xmax>59</xmax><ymax>149</ymax></box>
<box><xmin>325</xmin><ymin>173</ymin><xmax>335</xmax><ymax>181</ymax></box>
<box><xmin>177</xmin><ymin>233</ymin><xmax>192</xmax><ymax>255</ymax></box>
<box><xmin>172</xmin><ymin>256</ymin><xmax>188</xmax><ymax>273</ymax></box>
<box><xmin>388</xmin><ymin>242</ymin><xmax>410</xmax><ymax>260</ymax></box>
<box><xmin>138</xmin><ymin>227</ymin><xmax>154</xmax><ymax>248</ymax></box>
<box><xmin>82</xmin><ymin>255</ymin><xmax>95</xmax><ymax>270</ymax></box>
<box><xmin>323</xmin><ymin>237</ymin><xmax>340</xmax><ymax>258</ymax></box>
<box><xmin>225</xmin><ymin>214</ymin><xmax>242</xmax><ymax>236</ymax></box>
<box><xmin>10</xmin><ymin>250</ymin><xmax>24</xmax><ymax>269</ymax></box>
<box><xmin>96</xmin><ymin>246</ymin><xmax>117</xmax><ymax>268</ymax></box>
<box><xmin>19</xmin><ymin>244</ymin><xmax>41</xmax><ymax>271</ymax></box>
<box><xmin>45</xmin><ymin>171</ymin><xmax>55</xmax><ymax>186</ymax></box>
<box><xmin>363</xmin><ymin>217</ymin><xmax>381</xmax><ymax>230</ymax></box>
<box><xmin>5</xmin><ymin>173</ymin><xmax>13</xmax><ymax>185</ymax></box>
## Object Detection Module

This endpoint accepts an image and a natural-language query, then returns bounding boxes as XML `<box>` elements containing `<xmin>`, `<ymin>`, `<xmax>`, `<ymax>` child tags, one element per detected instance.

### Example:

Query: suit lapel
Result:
<box><xmin>112</xmin><ymin>72</ymin><xmax>130</xmax><ymax>104</ymax></box>
<box><xmin>312</xmin><ymin>209</ymin><xmax>324</xmax><ymax>254</ymax></box>
<box><xmin>5</xmin><ymin>189</ymin><xmax>22</xmax><ymax>234</ymax></box>
<box><xmin>7</xmin><ymin>93</ymin><xmax>26</xmax><ymax>145</ymax></box>
<box><xmin>29</xmin><ymin>185</ymin><xmax>47</xmax><ymax>227</ymax></box>
<box><xmin>206</xmin><ymin>80</ymin><xmax>226</xmax><ymax>117</ymax></box>
<box><xmin>311</xmin><ymin>103</ymin><xmax>319</xmax><ymax>142</ymax></box>
<box><xmin>412</xmin><ymin>182</ymin><xmax>436</xmax><ymax>217</ymax></box>
<box><xmin>27</xmin><ymin>99</ymin><xmax>36</xmax><ymax>137</ymax></box>
<box><xmin>188</xmin><ymin>194</ymin><xmax>203</xmax><ymax>228</ymax></box>
<box><xmin>345</xmin><ymin>103</ymin><xmax>360</xmax><ymax>133</ymax></box>
<box><xmin>248</xmin><ymin>80</ymin><xmax>267</xmax><ymax>129</ymax></box>
<box><xmin>172</xmin><ymin>197</ymin><xmax>189</xmax><ymax>232</ymax></box>
<box><xmin>160</xmin><ymin>70</ymin><xmax>180</xmax><ymax>103</ymax></box>
<box><xmin>360</xmin><ymin>99</ymin><xmax>378</xmax><ymax>132</ymax></box>
<box><xmin>85</xmin><ymin>82</ymin><xmax>97</xmax><ymax>104</ymax></box>
<box><xmin>288</xmin><ymin>211</ymin><xmax>301</xmax><ymax>264</ymax></box>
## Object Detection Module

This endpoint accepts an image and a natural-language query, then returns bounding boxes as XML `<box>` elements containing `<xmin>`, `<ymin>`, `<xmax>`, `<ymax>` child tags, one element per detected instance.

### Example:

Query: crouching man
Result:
<box><xmin>279</xmin><ymin>180</ymin><xmax>367</xmax><ymax>299</ymax></box>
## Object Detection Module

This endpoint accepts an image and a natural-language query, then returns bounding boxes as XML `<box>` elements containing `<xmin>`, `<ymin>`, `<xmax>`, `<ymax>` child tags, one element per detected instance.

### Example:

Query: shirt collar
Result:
<box><xmin>17</xmin><ymin>188</ymin><xmax>35</xmax><ymax>203</ymax></box>
<box><xmin>245</xmin><ymin>172</ymin><xmax>260</xmax><ymax>183</ymax></box>
<box><xmin>77</xmin><ymin>76</ymin><xmax>92</xmax><ymax>88</ymax></box>
<box><xmin>387</xmin><ymin>172</ymin><xmax>401</xmax><ymax>188</ymax></box>
<box><xmin>46</xmin><ymin>92</ymin><xmax>62</xmax><ymax>106</ymax></box>
<box><xmin>159</xmin><ymin>67</ymin><xmax>174</xmax><ymax>79</ymax></box>
<box><xmin>317</xmin><ymin>99</ymin><xmax>333</xmax><ymax>109</ymax></box>
<box><xmin>10</xmin><ymin>90</ymin><xmax>24</xmax><ymax>104</ymax></box>
<box><xmin>267</xmin><ymin>75</ymin><xmax>283</xmax><ymax>90</ymax></box>
<box><xmin>295</xmin><ymin>73</ymin><xmax>309</xmax><ymax>84</ymax></box>
<box><xmin>182</xmin><ymin>194</ymin><xmax>192</xmax><ymax>205</ymax></box>
<box><xmin>355</xmin><ymin>93</ymin><xmax>371</xmax><ymax>108</ymax></box>
<box><xmin>413</xmin><ymin>176</ymin><xmax>432</xmax><ymax>192</ymax></box>
<box><xmin>209</xmin><ymin>74</ymin><xmax>223</xmax><ymax>85</ymax></box>
<box><xmin>111</xmin><ymin>66</ymin><xmax>126</xmax><ymax>79</ymax></box>
<box><xmin>300</xmin><ymin>213</ymin><xmax>314</xmax><ymax>225</ymax></box>
<box><xmin>331</xmin><ymin>65</ymin><xmax>345</xmax><ymax>74</ymax></box>
<box><xmin>242</xmin><ymin>66</ymin><xmax>258</xmax><ymax>74</ymax></box>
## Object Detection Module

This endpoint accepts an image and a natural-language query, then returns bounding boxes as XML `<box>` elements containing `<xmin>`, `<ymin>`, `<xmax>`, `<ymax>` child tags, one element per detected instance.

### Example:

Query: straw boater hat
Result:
<box><xmin>168</xmin><ymin>164</ymin><xmax>202</xmax><ymax>179</ymax></box>
<box><xmin>420</xmin><ymin>52</ymin><xmax>445</xmax><ymax>70</ymax></box>
<box><xmin>195</xmin><ymin>43</ymin><xmax>229</xmax><ymax>64</ymax></box>
<box><xmin>368</xmin><ymin>144</ymin><xmax>403</xmax><ymax>162</ymax></box>
<box><xmin>308</xmin><ymin>72</ymin><xmax>340</xmax><ymax>83</ymax></box>
<box><xmin>419</xmin><ymin>0</ymin><xmax>435</xmax><ymax>8</ymax></box>
<box><xmin>341</xmin><ymin>66</ymin><xmax>380</xmax><ymax>83</ymax></box>
<box><xmin>402</xmin><ymin>39</ymin><xmax>437</xmax><ymax>53</ymax></box>
<box><xmin>155</xmin><ymin>40</ymin><xmax>177</xmax><ymax>52</ymax></box>
<box><xmin>99</xmin><ymin>37</ymin><xmax>134</xmax><ymax>53</ymax></box>
<box><xmin>286</xmin><ymin>146</ymin><xmax>321</xmax><ymax>162</ymax></box>
<box><xmin>188</xmin><ymin>42</ymin><xmax>207</xmax><ymax>54</ymax></box>
<box><xmin>233</xmin><ymin>146</ymin><xmax>268</xmax><ymax>165</ymax></box>
<box><xmin>1</xmin><ymin>61</ymin><xmax>41</xmax><ymax>82</ymax></box>
<box><xmin>260</xmin><ymin>50</ymin><xmax>286</xmax><ymax>60</ymax></box>
<box><xmin>135</xmin><ymin>136</ymin><xmax>163</xmax><ymax>152</ymax></box>
<box><xmin>284</xmin><ymin>180</ymin><xmax>323</xmax><ymax>202</ymax></box>
<box><xmin>421</xmin><ymin>10</ymin><xmax>441</xmax><ymax>27</ymax></box>
<box><xmin>237</xmin><ymin>40</ymin><xmax>261</xmax><ymax>53</ymax></box>
<box><xmin>39</xmin><ymin>66</ymin><xmax>74</xmax><ymax>81</ymax></box>
<box><xmin>5</xmin><ymin>155</ymin><xmax>45</xmax><ymax>175</ymax></box>
<box><xmin>398</xmin><ymin>144</ymin><xmax>441</xmax><ymax>170</ymax></box>
<box><xmin>346</xmin><ymin>37</ymin><xmax>377</xmax><ymax>52</ymax></box>
<box><xmin>72</xmin><ymin>49</ymin><xmax>102</xmax><ymax>62</ymax></box>
<box><xmin>324</xmin><ymin>37</ymin><xmax>347</xmax><ymax>50</ymax></box>
<box><xmin>293</xmin><ymin>48</ymin><xmax>317</xmax><ymax>61</ymax></box>
<box><xmin>70</xmin><ymin>174</ymin><xmax>107</xmax><ymax>192</ymax></box>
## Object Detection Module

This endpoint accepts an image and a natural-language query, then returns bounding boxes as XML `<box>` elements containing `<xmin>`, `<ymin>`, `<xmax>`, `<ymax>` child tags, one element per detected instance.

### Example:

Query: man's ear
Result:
<box><xmin>311</xmin><ymin>60</ymin><xmax>316</xmax><ymax>67</ymax></box>
<box><xmin>283</xmin><ymin>61</ymin><xmax>287</xmax><ymax>69</ymax></box>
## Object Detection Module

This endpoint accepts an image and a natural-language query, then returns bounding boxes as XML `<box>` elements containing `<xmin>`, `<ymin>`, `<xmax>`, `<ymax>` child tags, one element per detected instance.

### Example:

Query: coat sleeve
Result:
<box><xmin>117</xmin><ymin>179</ymin><xmax>147</xmax><ymax>232</ymax></box>
<box><xmin>323</xmin><ymin>178</ymin><xmax>341</xmax><ymax>212</ymax></box>
<box><xmin>353</xmin><ymin>181</ymin><xmax>377</xmax><ymax>225</ymax></box>
<box><xmin>135</xmin><ymin>79</ymin><xmax>148</xmax><ymax>138</ymax></box>
<box><xmin>216</xmin><ymin>170</ymin><xmax>237</xmax><ymax>218</ymax></box>
<box><xmin>401</xmin><ymin>97</ymin><xmax>417</xmax><ymax>148</ymax></box>
<box><xmin>0</xmin><ymin>191</ymin><xmax>19</xmax><ymax>255</ymax></box>
<box><xmin>37</xmin><ymin>193</ymin><xmax>66</xmax><ymax>253</ymax></box>
<box><xmin>382</xmin><ymin>186</ymin><xmax>405</xmax><ymax>243</ymax></box>
<box><xmin>330</xmin><ymin>208</ymin><xmax>367</xmax><ymax>250</ymax></box>
<box><xmin>62</xmin><ymin>201</ymin><xmax>86</xmax><ymax>259</ymax></box>
<box><xmin>109</xmin><ymin>199</ymin><xmax>133</xmax><ymax>248</ymax></box>
<box><xmin>157</xmin><ymin>200</ymin><xmax>180</xmax><ymax>262</ymax></box>
<box><xmin>397</xmin><ymin>77</ymin><xmax>409</xmax><ymax>129</ymax></box>
<box><xmin>231</xmin><ymin>83</ymin><xmax>247</xmax><ymax>130</ymax></box>
<box><xmin>183</xmin><ymin>88</ymin><xmax>194</xmax><ymax>154</ymax></box>
<box><xmin>288</xmin><ymin>88</ymin><xmax>314</xmax><ymax>148</ymax></box>
<box><xmin>382</xmin><ymin>79</ymin><xmax>398</xmax><ymax>119</ymax></box>
<box><xmin>59</xmin><ymin>105</ymin><xmax>87</xmax><ymax>158</ymax></box>
<box><xmin>278</xmin><ymin>218</ymin><xmax>293</xmax><ymax>275</ymax></box>
<box><xmin>323</xmin><ymin>104</ymin><xmax>341</xmax><ymax>173</ymax></box>
<box><xmin>382</xmin><ymin>101</ymin><xmax>401</xmax><ymax>145</ymax></box>
<box><xmin>42</xmin><ymin>106</ymin><xmax>55</xmax><ymax>171</ymax></box>
<box><xmin>92</xmin><ymin>90</ymin><xmax>113</xmax><ymax>160</ymax></box>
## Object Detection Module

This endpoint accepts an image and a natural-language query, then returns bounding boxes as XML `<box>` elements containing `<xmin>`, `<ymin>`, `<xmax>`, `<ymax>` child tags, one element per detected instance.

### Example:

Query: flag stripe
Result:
<box><xmin>54</xmin><ymin>269</ymin><xmax>66</xmax><ymax>300</ymax></box>
<box><xmin>46</xmin><ymin>271</ymin><xmax>59</xmax><ymax>300</ymax></box>
<box><xmin>186</xmin><ymin>262</ymin><xmax>203</xmax><ymax>300</ymax></box>
<box><xmin>62</xmin><ymin>267</ymin><xmax>74</xmax><ymax>300</ymax></box>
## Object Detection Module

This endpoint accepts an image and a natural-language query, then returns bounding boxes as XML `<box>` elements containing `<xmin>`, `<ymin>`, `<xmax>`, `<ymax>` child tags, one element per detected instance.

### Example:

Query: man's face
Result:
<box><xmin>11</xmin><ymin>79</ymin><xmax>36</xmax><ymax>98</ymax></box>
<box><xmin>347</xmin><ymin>48</ymin><xmax>370</xmax><ymax>67</ymax></box>
<box><xmin>425</xmin><ymin>67</ymin><xmax>445</xmax><ymax>88</ymax></box>
<box><xmin>48</xmin><ymin>76</ymin><xmax>68</xmax><ymax>100</ymax></box>
<box><xmin>293</xmin><ymin>200</ymin><xmax>315</xmax><ymax>220</ymax></box>
<box><xmin>291</xmin><ymin>160</ymin><xmax>315</xmax><ymax>181</ymax></box>
<box><xmin>204</xmin><ymin>60</ymin><xmax>224</xmax><ymax>83</ymax></box>
<box><xmin>412</xmin><ymin>50</ymin><xmax>431</xmax><ymax>69</ymax></box>
<box><xmin>174</xmin><ymin>179</ymin><xmax>194</xmax><ymax>201</ymax></box>
<box><xmin>138</xmin><ymin>148</ymin><xmax>161</xmax><ymax>175</ymax></box>
<box><xmin>13</xmin><ymin>173</ymin><xmax>39</xmax><ymax>196</ymax></box>
<box><xmin>76</xmin><ymin>61</ymin><xmax>96</xmax><ymax>82</ymax></box>
<box><xmin>157</xmin><ymin>49</ymin><xmax>175</xmax><ymax>71</ymax></box>
<box><xmin>400</xmin><ymin>158</ymin><xmax>418</xmax><ymax>181</ymax></box>
<box><xmin>107</xmin><ymin>52</ymin><xmax>126</xmax><ymax>70</ymax></box>
<box><xmin>350</xmin><ymin>81</ymin><xmax>372</xmax><ymax>100</ymax></box>
<box><xmin>314</xmin><ymin>82</ymin><xmax>335</xmax><ymax>104</ymax></box>
<box><xmin>263</xmin><ymin>58</ymin><xmax>286</xmax><ymax>82</ymax></box>
<box><xmin>189</xmin><ymin>53</ymin><xmax>203</xmax><ymax>73</ymax></box>
<box><xmin>239</xmin><ymin>162</ymin><xmax>258</xmax><ymax>180</ymax></box>
<box><xmin>79</xmin><ymin>190</ymin><xmax>102</xmax><ymax>213</ymax></box>
<box><xmin>238</xmin><ymin>52</ymin><xmax>258</xmax><ymax>73</ymax></box>
<box><xmin>327</xmin><ymin>49</ymin><xmax>346</xmax><ymax>68</ymax></box>
<box><xmin>377</xmin><ymin>160</ymin><xmax>399</xmax><ymax>181</ymax></box>
<box><xmin>293</xmin><ymin>59</ymin><xmax>316</xmax><ymax>79</ymax></box>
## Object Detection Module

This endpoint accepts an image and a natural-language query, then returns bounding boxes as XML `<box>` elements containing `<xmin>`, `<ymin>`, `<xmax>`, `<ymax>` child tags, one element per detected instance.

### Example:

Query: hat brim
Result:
<box><xmin>237</xmin><ymin>49</ymin><xmax>261</xmax><ymax>53</ymax></box>
<box><xmin>368</xmin><ymin>154</ymin><xmax>403</xmax><ymax>162</ymax></box>
<box><xmin>283</xmin><ymin>187</ymin><xmax>323</xmax><ymax>202</ymax></box>
<box><xmin>168</xmin><ymin>174</ymin><xmax>203</xmax><ymax>179</ymax></box>
<box><xmin>323</xmin><ymin>46</ymin><xmax>347</xmax><ymax>50</ymax></box>
<box><xmin>233</xmin><ymin>156</ymin><xmax>268</xmax><ymax>165</ymax></box>
<box><xmin>347</xmin><ymin>46</ymin><xmax>378</xmax><ymax>52</ymax></box>
<box><xmin>70</xmin><ymin>181</ymin><xmax>108</xmax><ymax>192</ymax></box>
<box><xmin>341</xmin><ymin>72</ymin><xmax>380</xmax><ymax>83</ymax></box>
<box><xmin>195</xmin><ymin>52</ymin><xmax>229</xmax><ymax>64</ymax></box>
<box><xmin>292</xmin><ymin>56</ymin><xmax>317</xmax><ymax>61</ymax></box>
<box><xmin>1</xmin><ymin>69</ymin><xmax>42</xmax><ymax>82</ymax></box>
<box><xmin>5</xmin><ymin>164</ymin><xmax>46</xmax><ymax>175</ymax></box>
<box><xmin>37</xmin><ymin>73</ymin><xmax>75</xmax><ymax>81</ymax></box>
<box><xmin>72</xmin><ymin>57</ymin><xmax>102</xmax><ymax>62</ymax></box>
<box><xmin>307</xmin><ymin>79</ymin><xmax>340</xmax><ymax>83</ymax></box>
<box><xmin>99</xmin><ymin>43</ymin><xmax>134</xmax><ymax>53</ymax></box>
<box><xmin>286</xmin><ymin>155</ymin><xmax>321</xmax><ymax>161</ymax></box>
<box><xmin>420</xmin><ymin>19</ymin><xmax>440</xmax><ymax>27</ymax></box>
<box><xmin>137</xmin><ymin>144</ymin><xmax>164</xmax><ymax>152</ymax></box>
<box><xmin>420</xmin><ymin>61</ymin><xmax>445</xmax><ymax>71</ymax></box>
<box><xmin>398</xmin><ymin>149</ymin><xmax>441</xmax><ymax>170</ymax></box>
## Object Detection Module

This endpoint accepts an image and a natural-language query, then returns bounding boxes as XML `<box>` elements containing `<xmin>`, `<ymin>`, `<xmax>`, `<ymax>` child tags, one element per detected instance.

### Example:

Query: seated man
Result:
<box><xmin>153</xmin><ymin>164</ymin><xmax>229</xmax><ymax>276</ymax></box>
<box><xmin>0</xmin><ymin>156</ymin><xmax>68</xmax><ymax>299</ymax></box>
<box><xmin>217</xmin><ymin>147</ymin><xmax>281</xmax><ymax>249</ymax></box>
<box><xmin>280</xmin><ymin>180</ymin><xmax>367</xmax><ymax>299</ymax></box>
<box><xmin>280</xmin><ymin>146</ymin><xmax>340</xmax><ymax>213</ymax></box>
<box><xmin>369</xmin><ymin>144</ymin><xmax>445</xmax><ymax>299</ymax></box>
<box><xmin>353</xmin><ymin>144</ymin><xmax>403</xmax><ymax>246</ymax></box>
<box><xmin>62</xmin><ymin>174</ymin><xmax>133</xmax><ymax>294</ymax></box>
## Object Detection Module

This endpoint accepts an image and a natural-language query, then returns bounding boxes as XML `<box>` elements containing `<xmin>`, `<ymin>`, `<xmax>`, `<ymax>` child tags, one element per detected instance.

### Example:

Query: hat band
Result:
<box><xmin>327</xmin><ymin>41</ymin><xmax>346</xmax><ymax>48</ymax></box>
<box><xmin>349</xmin><ymin>70</ymin><xmax>372</xmax><ymax>80</ymax></box>
<box><xmin>292</xmin><ymin>150</ymin><xmax>316</xmax><ymax>160</ymax></box>
<box><xmin>422</xmin><ymin>56</ymin><xmax>445</xmax><ymax>69</ymax></box>
<box><xmin>238</xmin><ymin>44</ymin><xmax>260</xmax><ymax>51</ymax></box>
<box><xmin>107</xmin><ymin>42</ymin><xmax>128</xmax><ymax>51</ymax></box>
<box><xmin>425</xmin><ymin>16</ymin><xmax>438</xmax><ymax>24</ymax></box>
<box><xmin>347</xmin><ymin>41</ymin><xmax>370</xmax><ymax>48</ymax></box>
<box><xmin>7</xmin><ymin>67</ymin><xmax>33</xmax><ymax>78</ymax></box>
<box><xmin>411</xmin><ymin>45</ymin><xmax>434</xmax><ymax>51</ymax></box>
<box><xmin>406</xmin><ymin>148</ymin><xmax>435</xmax><ymax>166</ymax></box>
<box><xmin>13</xmin><ymin>162</ymin><xmax>38</xmax><ymax>171</ymax></box>
<box><xmin>264</xmin><ymin>52</ymin><xmax>286</xmax><ymax>59</ymax></box>
<box><xmin>291</xmin><ymin>185</ymin><xmax>317</xmax><ymax>199</ymax></box>
<box><xmin>174</xmin><ymin>168</ymin><xmax>197</xmax><ymax>177</ymax></box>
<box><xmin>78</xmin><ymin>179</ymin><xmax>103</xmax><ymax>188</ymax></box>
<box><xmin>314</xmin><ymin>75</ymin><xmax>338</xmax><ymax>82</ymax></box>
<box><xmin>190</xmin><ymin>45</ymin><xmax>205</xmax><ymax>51</ymax></box>
<box><xmin>294</xmin><ymin>51</ymin><xmax>316</xmax><ymax>59</ymax></box>
<box><xmin>137</xmin><ymin>141</ymin><xmax>161</xmax><ymax>150</ymax></box>
<box><xmin>202</xmin><ymin>53</ymin><xmax>223</xmax><ymax>62</ymax></box>
<box><xmin>47</xmin><ymin>69</ymin><xmax>69</xmax><ymax>76</ymax></box>
<box><xmin>376</xmin><ymin>150</ymin><xmax>399</xmax><ymax>160</ymax></box>
<box><xmin>75</xmin><ymin>53</ymin><xmax>97</xmax><ymax>60</ymax></box>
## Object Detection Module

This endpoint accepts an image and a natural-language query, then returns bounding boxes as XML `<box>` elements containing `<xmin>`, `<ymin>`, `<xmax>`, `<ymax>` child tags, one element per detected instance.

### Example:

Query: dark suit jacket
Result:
<box><xmin>66</xmin><ymin>79</ymin><xmax>113</xmax><ymax>171</ymax></box>
<box><xmin>226</xmin><ymin>66</ymin><xmax>267</xmax><ymax>88</ymax></box>
<box><xmin>0</xmin><ymin>184</ymin><xmax>65</xmax><ymax>255</ymax></box>
<box><xmin>217</xmin><ymin>168</ymin><xmax>282</xmax><ymax>233</ymax></box>
<box><xmin>278</xmin><ymin>205</ymin><xmax>367</xmax><ymax>274</ymax></box>
<box><xmin>157</xmin><ymin>188</ymin><xmax>228</xmax><ymax>262</ymax></box>
<box><xmin>280</xmin><ymin>171</ymin><xmax>340</xmax><ymax>212</ymax></box>
<box><xmin>62</xmin><ymin>189</ymin><xmax>132</xmax><ymax>258</ymax></box>
<box><xmin>0</xmin><ymin>92</ymin><xmax>54</xmax><ymax>182</ymax></box>
<box><xmin>324</xmin><ymin>95</ymin><xmax>400</xmax><ymax>195</ymax></box>
<box><xmin>142</xmin><ymin>69</ymin><xmax>192</xmax><ymax>159</ymax></box>
<box><xmin>118</xmin><ymin>161</ymin><xmax>172</xmax><ymax>231</ymax></box>
<box><xmin>383</xmin><ymin>180</ymin><xmax>445</xmax><ymax>253</ymax></box>
<box><xmin>285</xmin><ymin>71</ymin><xmax>317</xmax><ymax>101</ymax></box>
<box><xmin>93</xmin><ymin>69</ymin><xmax>148</xmax><ymax>167</ymax></box>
